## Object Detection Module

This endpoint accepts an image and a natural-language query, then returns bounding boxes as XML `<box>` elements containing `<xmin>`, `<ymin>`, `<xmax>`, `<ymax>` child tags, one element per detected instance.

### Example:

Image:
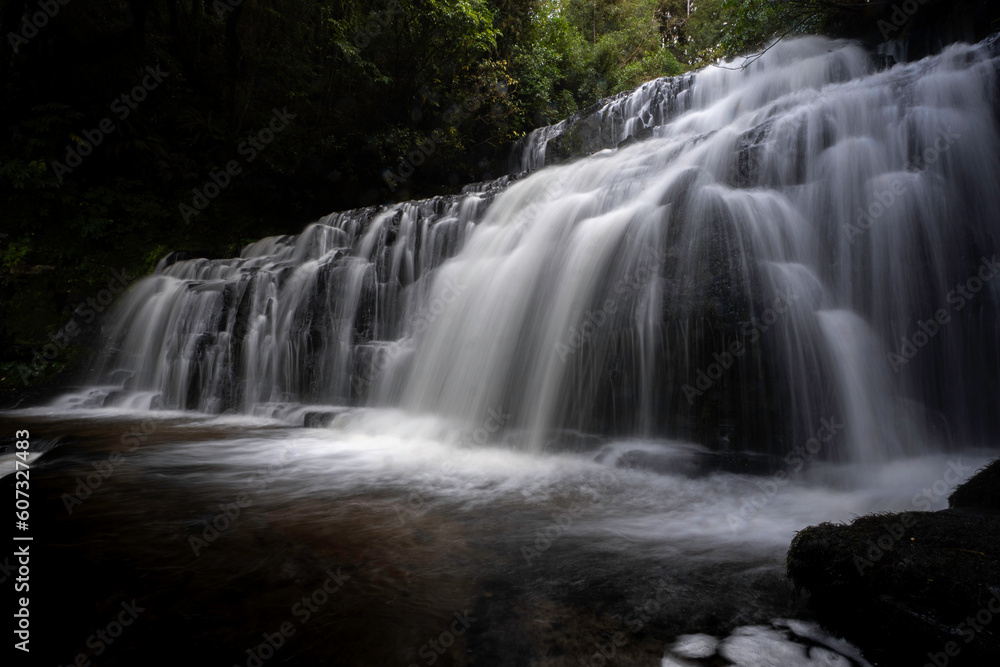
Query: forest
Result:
<box><xmin>0</xmin><ymin>0</ymin><xmax>990</xmax><ymax>395</ymax></box>
<box><xmin>4</xmin><ymin>2</ymin><xmax>1000</xmax><ymax>665</ymax></box>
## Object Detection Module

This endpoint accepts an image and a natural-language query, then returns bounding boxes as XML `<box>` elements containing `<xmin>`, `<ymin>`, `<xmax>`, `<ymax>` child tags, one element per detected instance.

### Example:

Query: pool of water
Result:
<box><xmin>3</xmin><ymin>407</ymin><xmax>989</xmax><ymax>665</ymax></box>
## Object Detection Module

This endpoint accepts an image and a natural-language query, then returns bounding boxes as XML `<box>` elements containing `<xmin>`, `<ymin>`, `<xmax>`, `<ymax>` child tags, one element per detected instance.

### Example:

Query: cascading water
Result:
<box><xmin>69</xmin><ymin>36</ymin><xmax>1000</xmax><ymax>464</ymax></box>
<box><xmin>12</xmin><ymin>34</ymin><xmax>1000</xmax><ymax>667</ymax></box>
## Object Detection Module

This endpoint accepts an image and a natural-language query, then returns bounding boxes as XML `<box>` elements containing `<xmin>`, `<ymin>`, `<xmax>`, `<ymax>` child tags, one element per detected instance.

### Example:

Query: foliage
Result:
<box><xmin>0</xmin><ymin>0</ymin><xmax>871</xmax><ymax>383</ymax></box>
<box><xmin>512</xmin><ymin>0</ymin><xmax>682</xmax><ymax>125</ymax></box>
<box><xmin>659</xmin><ymin>0</ymin><xmax>734</xmax><ymax>66</ymax></box>
<box><xmin>719</xmin><ymin>0</ymin><xmax>859</xmax><ymax>56</ymax></box>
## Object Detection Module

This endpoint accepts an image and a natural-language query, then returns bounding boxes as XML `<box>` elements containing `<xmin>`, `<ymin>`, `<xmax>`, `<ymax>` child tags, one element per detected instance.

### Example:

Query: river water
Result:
<box><xmin>5</xmin><ymin>33</ymin><xmax>1000</xmax><ymax>667</ymax></box>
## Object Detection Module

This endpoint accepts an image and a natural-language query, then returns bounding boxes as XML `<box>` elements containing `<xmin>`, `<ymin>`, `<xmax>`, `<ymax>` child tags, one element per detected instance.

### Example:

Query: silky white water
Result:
<box><xmin>9</xmin><ymin>31</ymin><xmax>1000</xmax><ymax>667</ymax></box>
<box><xmin>9</xmin><ymin>403</ymin><xmax>992</xmax><ymax>548</ymax></box>
<box><xmin>4</xmin><ymin>401</ymin><xmax>991</xmax><ymax>667</ymax></box>
<box><xmin>61</xmin><ymin>36</ymin><xmax>1000</xmax><ymax>467</ymax></box>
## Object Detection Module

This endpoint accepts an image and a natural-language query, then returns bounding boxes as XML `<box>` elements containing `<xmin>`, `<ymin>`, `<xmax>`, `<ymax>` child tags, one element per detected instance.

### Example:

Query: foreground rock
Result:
<box><xmin>787</xmin><ymin>460</ymin><xmax>1000</xmax><ymax>666</ymax></box>
<box><xmin>949</xmin><ymin>458</ymin><xmax>1000</xmax><ymax>511</ymax></box>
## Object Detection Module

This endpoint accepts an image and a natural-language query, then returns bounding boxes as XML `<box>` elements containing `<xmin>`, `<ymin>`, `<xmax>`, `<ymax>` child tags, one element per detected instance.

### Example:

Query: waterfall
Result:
<box><xmin>72</xmin><ymin>35</ymin><xmax>1000</xmax><ymax>462</ymax></box>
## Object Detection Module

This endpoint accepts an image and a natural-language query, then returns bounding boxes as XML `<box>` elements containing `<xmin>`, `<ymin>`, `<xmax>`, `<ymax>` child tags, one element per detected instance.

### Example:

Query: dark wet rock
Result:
<box><xmin>542</xmin><ymin>430</ymin><xmax>607</xmax><ymax>453</ymax></box>
<box><xmin>109</xmin><ymin>369</ymin><xmax>133</xmax><ymax>386</ymax></box>
<box><xmin>102</xmin><ymin>390</ymin><xmax>125</xmax><ymax>407</ymax></box>
<box><xmin>303</xmin><ymin>409</ymin><xmax>351</xmax><ymax>428</ymax></box>
<box><xmin>694</xmin><ymin>450</ymin><xmax>778</xmax><ymax>476</ymax></box>
<box><xmin>499</xmin><ymin>429</ymin><xmax>607</xmax><ymax>453</ymax></box>
<box><xmin>613</xmin><ymin>449</ymin><xmax>700</xmax><ymax>476</ymax></box>
<box><xmin>609</xmin><ymin>448</ymin><xmax>778</xmax><ymax>478</ymax></box>
<box><xmin>734</xmin><ymin>119</ymin><xmax>775</xmax><ymax>188</ymax></box>
<box><xmin>949</xmin><ymin>458</ymin><xmax>1000</xmax><ymax>510</ymax></box>
<box><xmin>158</xmin><ymin>250</ymin><xmax>195</xmax><ymax>269</ymax></box>
<box><xmin>508</xmin><ymin>74</ymin><xmax>695</xmax><ymax>173</ymax></box>
<box><xmin>616</xmin><ymin>126</ymin><xmax>655</xmax><ymax>150</ymax></box>
<box><xmin>121</xmin><ymin>373</ymin><xmax>137</xmax><ymax>392</ymax></box>
<box><xmin>0</xmin><ymin>383</ymin><xmax>78</xmax><ymax>411</ymax></box>
<box><xmin>787</xmin><ymin>459</ymin><xmax>1000</xmax><ymax>665</ymax></box>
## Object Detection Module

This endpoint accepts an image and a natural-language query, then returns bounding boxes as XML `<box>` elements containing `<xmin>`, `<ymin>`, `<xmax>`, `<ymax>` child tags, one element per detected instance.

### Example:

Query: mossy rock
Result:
<box><xmin>787</xmin><ymin>496</ymin><xmax>1000</xmax><ymax>664</ymax></box>
<box><xmin>949</xmin><ymin>458</ymin><xmax>1000</xmax><ymax>511</ymax></box>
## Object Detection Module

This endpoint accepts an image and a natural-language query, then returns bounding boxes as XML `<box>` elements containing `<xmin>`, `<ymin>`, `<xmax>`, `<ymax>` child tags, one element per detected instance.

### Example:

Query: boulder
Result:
<box><xmin>949</xmin><ymin>458</ymin><xmax>1000</xmax><ymax>511</ymax></box>
<box><xmin>786</xmin><ymin>458</ymin><xmax>1000</xmax><ymax>665</ymax></box>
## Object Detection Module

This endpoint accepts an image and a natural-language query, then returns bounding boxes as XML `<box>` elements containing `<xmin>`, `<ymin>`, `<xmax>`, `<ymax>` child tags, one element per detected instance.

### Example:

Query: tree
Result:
<box><xmin>658</xmin><ymin>0</ymin><xmax>733</xmax><ymax>66</ymax></box>
<box><xmin>719</xmin><ymin>0</ymin><xmax>871</xmax><ymax>57</ymax></box>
